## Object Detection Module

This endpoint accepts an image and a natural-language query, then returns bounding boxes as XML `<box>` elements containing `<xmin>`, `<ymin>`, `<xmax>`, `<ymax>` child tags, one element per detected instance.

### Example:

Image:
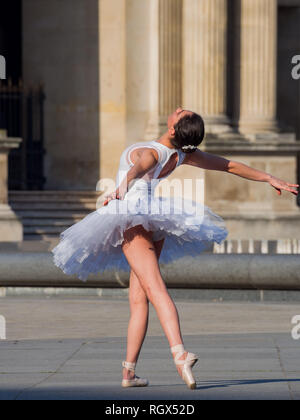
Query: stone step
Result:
<box><xmin>8</xmin><ymin>190</ymin><xmax>101</xmax><ymax>238</ymax></box>
<box><xmin>10</xmin><ymin>202</ymin><xmax>97</xmax><ymax>210</ymax></box>
<box><xmin>23</xmin><ymin>226</ymin><xmax>72</xmax><ymax>235</ymax></box>
<box><xmin>21</xmin><ymin>218</ymin><xmax>82</xmax><ymax>227</ymax></box>
<box><xmin>9</xmin><ymin>191</ymin><xmax>100</xmax><ymax>202</ymax></box>
<box><xmin>9</xmin><ymin>191</ymin><xmax>99</xmax><ymax>209</ymax></box>
<box><xmin>10</xmin><ymin>211</ymin><xmax>93</xmax><ymax>219</ymax></box>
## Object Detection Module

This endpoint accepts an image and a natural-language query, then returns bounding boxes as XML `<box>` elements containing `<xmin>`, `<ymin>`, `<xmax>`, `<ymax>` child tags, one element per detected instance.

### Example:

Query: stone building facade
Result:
<box><xmin>1</xmin><ymin>0</ymin><xmax>300</xmax><ymax>242</ymax></box>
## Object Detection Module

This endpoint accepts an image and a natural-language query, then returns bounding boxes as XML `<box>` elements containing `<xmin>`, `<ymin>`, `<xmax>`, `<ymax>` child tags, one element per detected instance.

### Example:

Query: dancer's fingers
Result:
<box><xmin>283</xmin><ymin>186</ymin><xmax>298</xmax><ymax>194</ymax></box>
<box><xmin>272</xmin><ymin>184</ymin><xmax>298</xmax><ymax>195</ymax></box>
<box><xmin>274</xmin><ymin>187</ymin><xmax>281</xmax><ymax>195</ymax></box>
<box><xmin>104</xmin><ymin>190</ymin><xmax>121</xmax><ymax>206</ymax></box>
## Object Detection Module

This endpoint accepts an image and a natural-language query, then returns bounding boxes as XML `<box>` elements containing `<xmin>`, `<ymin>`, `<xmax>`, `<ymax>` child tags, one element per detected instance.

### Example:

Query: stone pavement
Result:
<box><xmin>0</xmin><ymin>295</ymin><xmax>300</xmax><ymax>400</ymax></box>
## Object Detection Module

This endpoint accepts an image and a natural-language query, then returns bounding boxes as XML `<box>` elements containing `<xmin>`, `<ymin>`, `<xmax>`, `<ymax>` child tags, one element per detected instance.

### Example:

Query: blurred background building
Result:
<box><xmin>0</xmin><ymin>0</ymin><xmax>300</xmax><ymax>254</ymax></box>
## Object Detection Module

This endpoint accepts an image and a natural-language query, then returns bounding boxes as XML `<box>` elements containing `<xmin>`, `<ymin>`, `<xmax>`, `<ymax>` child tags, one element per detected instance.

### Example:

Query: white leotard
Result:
<box><xmin>115</xmin><ymin>140</ymin><xmax>186</xmax><ymax>198</ymax></box>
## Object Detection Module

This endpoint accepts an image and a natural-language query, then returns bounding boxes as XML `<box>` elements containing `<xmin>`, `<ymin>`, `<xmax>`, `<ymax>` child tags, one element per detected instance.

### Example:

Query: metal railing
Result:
<box><xmin>0</xmin><ymin>79</ymin><xmax>46</xmax><ymax>190</ymax></box>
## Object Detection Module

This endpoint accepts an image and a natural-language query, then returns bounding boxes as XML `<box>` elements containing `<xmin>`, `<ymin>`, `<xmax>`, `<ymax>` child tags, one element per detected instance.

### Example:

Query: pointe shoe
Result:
<box><xmin>171</xmin><ymin>344</ymin><xmax>198</xmax><ymax>390</ymax></box>
<box><xmin>121</xmin><ymin>361</ymin><xmax>149</xmax><ymax>388</ymax></box>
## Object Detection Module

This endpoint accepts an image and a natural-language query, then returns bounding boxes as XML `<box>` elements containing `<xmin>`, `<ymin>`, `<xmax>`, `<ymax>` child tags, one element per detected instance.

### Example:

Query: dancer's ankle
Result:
<box><xmin>123</xmin><ymin>367</ymin><xmax>136</xmax><ymax>380</ymax></box>
<box><xmin>171</xmin><ymin>344</ymin><xmax>188</xmax><ymax>376</ymax></box>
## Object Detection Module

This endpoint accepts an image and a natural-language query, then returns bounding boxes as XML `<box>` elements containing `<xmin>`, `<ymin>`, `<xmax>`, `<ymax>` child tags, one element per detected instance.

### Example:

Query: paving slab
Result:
<box><xmin>0</xmin><ymin>333</ymin><xmax>298</xmax><ymax>400</ymax></box>
<box><xmin>1</xmin><ymin>297</ymin><xmax>300</xmax><ymax>340</ymax></box>
<box><xmin>0</xmin><ymin>296</ymin><xmax>299</xmax><ymax>400</ymax></box>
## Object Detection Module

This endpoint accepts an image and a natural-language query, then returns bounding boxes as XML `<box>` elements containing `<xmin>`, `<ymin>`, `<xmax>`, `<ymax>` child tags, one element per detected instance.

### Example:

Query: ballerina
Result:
<box><xmin>52</xmin><ymin>107</ymin><xmax>298</xmax><ymax>390</ymax></box>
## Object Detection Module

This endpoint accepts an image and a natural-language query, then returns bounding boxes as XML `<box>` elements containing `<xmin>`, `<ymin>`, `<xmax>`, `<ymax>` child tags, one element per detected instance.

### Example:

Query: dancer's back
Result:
<box><xmin>116</xmin><ymin>140</ymin><xmax>186</xmax><ymax>196</ymax></box>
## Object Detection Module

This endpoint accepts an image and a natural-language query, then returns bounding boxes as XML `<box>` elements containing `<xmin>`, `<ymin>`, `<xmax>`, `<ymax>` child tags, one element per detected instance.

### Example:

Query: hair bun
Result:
<box><xmin>181</xmin><ymin>145</ymin><xmax>197</xmax><ymax>152</ymax></box>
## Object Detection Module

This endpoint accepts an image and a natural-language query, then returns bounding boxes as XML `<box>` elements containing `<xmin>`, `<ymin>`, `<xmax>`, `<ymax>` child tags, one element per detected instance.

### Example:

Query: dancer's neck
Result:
<box><xmin>155</xmin><ymin>132</ymin><xmax>176</xmax><ymax>149</ymax></box>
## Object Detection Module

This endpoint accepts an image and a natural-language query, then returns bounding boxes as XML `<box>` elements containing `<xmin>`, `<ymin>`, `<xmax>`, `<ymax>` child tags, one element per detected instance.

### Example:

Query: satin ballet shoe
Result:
<box><xmin>171</xmin><ymin>344</ymin><xmax>198</xmax><ymax>390</ymax></box>
<box><xmin>121</xmin><ymin>361</ymin><xmax>149</xmax><ymax>388</ymax></box>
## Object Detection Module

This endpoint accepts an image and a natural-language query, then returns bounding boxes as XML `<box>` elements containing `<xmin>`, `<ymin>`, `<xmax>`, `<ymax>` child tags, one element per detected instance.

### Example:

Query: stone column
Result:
<box><xmin>99</xmin><ymin>0</ymin><xmax>127</xmax><ymax>179</ymax></box>
<box><xmin>144</xmin><ymin>0</ymin><xmax>182</xmax><ymax>140</ymax></box>
<box><xmin>0</xmin><ymin>130</ymin><xmax>23</xmax><ymax>242</ymax></box>
<box><xmin>235</xmin><ymin>0</ymin><xmax>278</xmax><ymax>134</ymax></box>
<box><xmin>183</xmin><ymin>0</ymin><xmax>231</xmax><ymax>134</ymax></box>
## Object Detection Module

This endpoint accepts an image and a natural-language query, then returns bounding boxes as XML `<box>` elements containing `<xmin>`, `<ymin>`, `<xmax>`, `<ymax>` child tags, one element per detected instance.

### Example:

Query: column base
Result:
<box><xmin>203</xmin><ymin>131</ymin><xmax>300</xmax><ymax>154</ymax></box>
<box><xmin>0</xmin><ymin>204</ymin><xmax>23</xmax><ymax>242</ymax></box>
<box><xmin>234</xmin><ymin>117</ymin><xmax>280</xmax><ymax>136</ymax></box>
<box><xmin>203</xmin><ymin>115</ymin><xmax>233</xmax><ymax>135</ymax></box>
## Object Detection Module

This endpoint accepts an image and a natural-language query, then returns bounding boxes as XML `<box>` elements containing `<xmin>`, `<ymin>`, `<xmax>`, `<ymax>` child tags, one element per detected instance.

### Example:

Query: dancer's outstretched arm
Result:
<box><xmin>183</xmin><ymin>150</ymin><xmax>299</xmax><ymax>197</ymax></box>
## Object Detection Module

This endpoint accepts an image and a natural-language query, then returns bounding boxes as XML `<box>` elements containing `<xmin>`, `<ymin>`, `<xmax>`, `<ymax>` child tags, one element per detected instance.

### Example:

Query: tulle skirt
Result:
<box><xmin>52</xmin><ymin>192</ymin><xmax>228</xmax><ymax>282</ymax></box>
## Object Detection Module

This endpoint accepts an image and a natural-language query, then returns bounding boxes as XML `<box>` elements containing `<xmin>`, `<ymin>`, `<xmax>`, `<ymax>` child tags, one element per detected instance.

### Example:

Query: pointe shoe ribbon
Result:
<box><xmin>121</xmin><ymin>361</ymin><xmax>149</xmax><ymax>388</ymax></box>
<box><xmin>171</xmin><ymin>344</ymin><xmax>198</xmax><ymax>390</ymax></box>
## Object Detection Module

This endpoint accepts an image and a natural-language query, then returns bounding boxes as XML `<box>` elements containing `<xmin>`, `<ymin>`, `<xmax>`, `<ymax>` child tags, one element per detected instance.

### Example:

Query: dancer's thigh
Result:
<box><xmin>129</xmin><ymin>234</ymin><xmax>165</xmax><ymax>302</ymax></box>
<box><xmin>122</xmin><ymin>225</ymin><xmax>167</xmax><ymax>297</ymax></box>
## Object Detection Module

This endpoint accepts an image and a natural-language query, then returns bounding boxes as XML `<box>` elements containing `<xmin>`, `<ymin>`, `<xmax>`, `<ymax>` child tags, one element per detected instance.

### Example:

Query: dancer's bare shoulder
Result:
<box><xmin>129</xmin><ymin>147</ymin><xmax>159</xmax><ymax>166</ymax></box>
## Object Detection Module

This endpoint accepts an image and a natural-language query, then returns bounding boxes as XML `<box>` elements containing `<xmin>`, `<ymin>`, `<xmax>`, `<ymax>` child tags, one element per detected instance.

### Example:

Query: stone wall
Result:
<box><xmin>22</xmin><ymin>0</ymin><xmax>100</xmax><ymax>190</ymax></box>
<box><xmin>20</xmin><ymin>0</ymin><xmax>300</xmax><ymax>241</ymax></box>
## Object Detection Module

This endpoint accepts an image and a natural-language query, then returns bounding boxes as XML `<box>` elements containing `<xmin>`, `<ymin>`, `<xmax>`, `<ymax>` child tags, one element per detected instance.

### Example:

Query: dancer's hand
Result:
<box><xmin>103</xmin><ymin>191</ymin><xmax>117</xmax><ymax>206</ymax></box>
<box><xmin>268</xmin><ymin>175</ymin><xmax>299</xmax><ymax>196</ymax></box>
<box><xmin>103</xmin><ymin>187</ymin><xmax>126</xmax><ymax>206</ymax></box>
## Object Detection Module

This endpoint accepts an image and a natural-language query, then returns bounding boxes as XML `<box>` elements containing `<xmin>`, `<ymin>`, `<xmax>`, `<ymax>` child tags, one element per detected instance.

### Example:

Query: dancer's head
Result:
<box><xmin>168</xmin><ymin>107</ymin><xmax>205</xmax><ymax>153</ymax></box>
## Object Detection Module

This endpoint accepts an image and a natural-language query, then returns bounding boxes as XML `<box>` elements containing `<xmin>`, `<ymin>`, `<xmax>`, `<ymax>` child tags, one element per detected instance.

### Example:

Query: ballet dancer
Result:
<box><xmin>53</xmin><ymin>107</ymin><xmax>298</xmax><ymax>389</ymax></box>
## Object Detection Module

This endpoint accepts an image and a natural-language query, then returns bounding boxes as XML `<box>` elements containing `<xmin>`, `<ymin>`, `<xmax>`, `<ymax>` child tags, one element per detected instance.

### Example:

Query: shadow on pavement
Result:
<box><xmin>195</xmin><ymin>378</ymin><xmax>300</xmax><ymax>391</ymax></box>
<box><xmin>1</xmin><ymin>378</ymin><xmax>299</xmax><ymax>400</ymax></box>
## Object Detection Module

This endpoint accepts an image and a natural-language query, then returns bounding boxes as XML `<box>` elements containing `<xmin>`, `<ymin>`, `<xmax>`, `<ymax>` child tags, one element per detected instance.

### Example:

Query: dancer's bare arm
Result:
<box><xmin>104</xmin><ymin>149</ymin><xmax>159</xmax><ymax>205</ymax></box>
<box><xmin>183</xmin><ymin>150</ymin><xmax>299</xmax><ymax>197</ymax></box>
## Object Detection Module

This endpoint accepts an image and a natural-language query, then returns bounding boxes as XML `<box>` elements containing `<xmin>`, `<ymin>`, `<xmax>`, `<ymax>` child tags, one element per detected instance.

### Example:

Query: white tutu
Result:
<box><xmin>52</xmin><ymin>140</ymin><xmax>228</xmax><ymax>282</ymax></box>
<box><xmin>52</xmin><ymin>190</ymin><xmax>228</xmax><ymax>282</ymax></box>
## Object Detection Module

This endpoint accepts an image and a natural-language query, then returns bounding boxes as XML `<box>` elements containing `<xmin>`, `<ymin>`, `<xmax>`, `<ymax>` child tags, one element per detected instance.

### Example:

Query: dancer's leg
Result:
<box><xmin>123</xmin><ymin>237</ymin><xmax>164</xmax><ymax>380</ymax></box>
<box><xmin>122</xmin><ymin>225</ymin><xmax>185</xmax><ymax>350</ymax></box>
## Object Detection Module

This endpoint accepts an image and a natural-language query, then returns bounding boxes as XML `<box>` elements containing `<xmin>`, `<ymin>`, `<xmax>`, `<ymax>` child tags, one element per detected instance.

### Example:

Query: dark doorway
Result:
<box><xmin>0</xmin><ymin>0</ymin><xmax>46</xmax><ymax>191</ymax></box>
<box><xmin>0</xmin><ymin>0</ymin><xmax>22</xmax><ymax>82</ymax></box>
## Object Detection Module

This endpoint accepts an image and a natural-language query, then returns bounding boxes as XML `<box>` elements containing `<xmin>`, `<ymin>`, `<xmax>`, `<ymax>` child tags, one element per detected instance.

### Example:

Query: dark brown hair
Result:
<box><xmin>171</xmin><ymin>113</ymin><xmax>205</xmax><ymax>153</ymax></box>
